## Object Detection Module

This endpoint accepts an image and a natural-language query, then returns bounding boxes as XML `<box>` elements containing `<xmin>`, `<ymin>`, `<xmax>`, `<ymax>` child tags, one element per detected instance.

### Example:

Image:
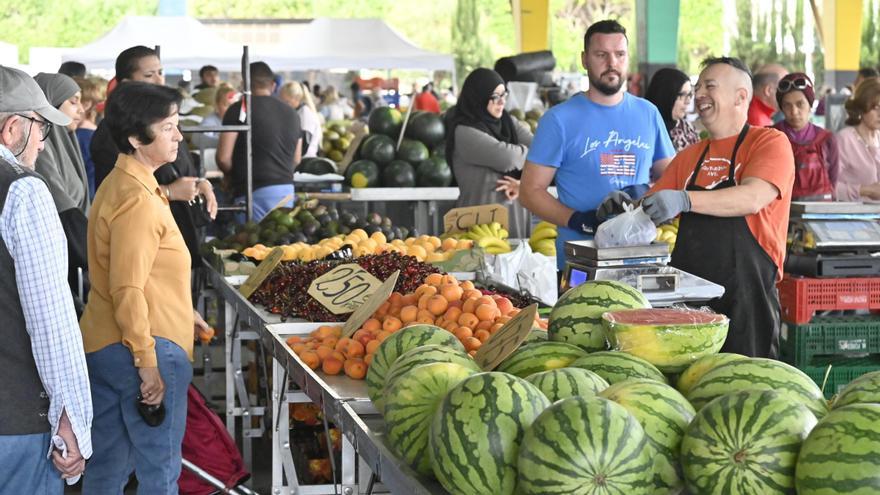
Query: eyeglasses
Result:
<box><xmin>778</xmin><ymin>77</ymin><xmax>812</xmax><ymax>93</ymax></box>
<box><xmin>15</xmin><ymin>114</ymin><xmax>52</xmax><ymax>141</ymax></box>
<box><xmin>489</xmin><ymin>91</ymin><xmax>509</xmax><ymax>103</ymax></box>
<box><xmin>677</xmin><ymin>91</ymin><xmax>694</xmax><ymax>101</ymax></box>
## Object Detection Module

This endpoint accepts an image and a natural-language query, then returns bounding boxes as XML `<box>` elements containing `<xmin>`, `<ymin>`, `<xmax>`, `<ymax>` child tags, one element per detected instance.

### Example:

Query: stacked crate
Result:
<box><xmin>778</xmin><ymin>276</ymin><xmax>880</xmax><ymax>398</ymax></box>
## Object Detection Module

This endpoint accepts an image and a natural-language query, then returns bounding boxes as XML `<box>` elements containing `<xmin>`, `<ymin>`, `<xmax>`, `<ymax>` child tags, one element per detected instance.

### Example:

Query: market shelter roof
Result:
<box><xmin>262</xmin><ymin>18</ymin><xmax>455</xmax><ymax>72</ymax></box>
<box><xmin>60</xmin><ymin>16</ymin><xmax>245</xmax><ymax>71</ymax></box>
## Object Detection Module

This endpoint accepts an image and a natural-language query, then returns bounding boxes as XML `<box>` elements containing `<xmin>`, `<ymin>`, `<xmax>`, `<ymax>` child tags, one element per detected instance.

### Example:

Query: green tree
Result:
<box><xmin>451</xmin><ymin>0</ymin><xmax>493</xmax><ymax>84</ymax></box>
<box><xmin>861</xmin><ymin>0</ymin><xmax>879</xmax><ymax>69</ymax></box>
<box><xmin>677</xmin><ymin>0</ymin><xmax>724</xmax><ymax>74</ymax></box>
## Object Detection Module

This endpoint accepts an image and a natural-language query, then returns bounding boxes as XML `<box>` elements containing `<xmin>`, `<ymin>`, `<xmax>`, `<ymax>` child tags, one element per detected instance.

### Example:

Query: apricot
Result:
<box><xmin>457</xmin><ymin>312</ymin><xmax>479</xmax><ymax>329</ymax></box>
<box><xmin>300</xmin><ymin>351</ymin><xmax>320</xmax><ymax>370</ymax></box>
<box><xmin>424</xmin><ymin>273</ymin><xmax>444</xmax><ymax>286</ymax></box>
<box><xmin>365</xmin><ymin>339</ymin><xmax>381</xmax><ymax>354</ymax></box>
<box><xmin>382</xmin><ymin>317</ymin><xmax>402</xmax><ymax>333</ymax></box>
<box><xmin>454</xmin><ymin>326</ymin><xmax>473</xmax><ymax>340</ymax></box>
<box><xmin>315</xmin><ymin>345</ymin><xmax>334</xmax><ymax>360</ymax></box>
<box><xmin>344</xmin><ymin>358</ymin><xmax>367</xmax><ymax>379</ymax></box>
<box><xmin>463</xmin><ymin>336</ymin><xmax>482</xmax><ymax>352</ymax></box>
<box><xmin>462</xmin><ymin>297</ymin><xmax>480</xmax><ymax>314</ymax></box>
<box><xmin>444</xmin><ymin>306</ymin><xmax>463</xmax><ymax>323</ymax></box>
<box><xmin>362</xmin><ymin>319</ymin><xmax>382</xmax><ymax>332</ymax></box>
<box><xmin>400</xmin><ymin>305</ymin><xmax>419</xmax><ymax>324</ymax></box>
<box><xmin>475</xmin><ymin>304</ymin><xmax>500</xmax><ymax>322</ymax></box>
<box><xmin>440</xmin><ymin>283</ymin><xmax>463</xmax><ymax>302</ymax></box>
<box><xmin>322</xmin><ymin>357</ymin><xmax>344</xmax><ymax>375</ymax></box>
<box><xmin>474</xmin><ymin>329</ymin><xmax>491</xmax><ymax>342</ymax></box>
<box><xmin>426</xmin><ymin>295</ymin><xmax>449</xmax><ymax>316</ymax></box>
<box><xmin>460</xmin><ymin>280</ymin><xmax>476</xmax><ymax>291</ymax></box>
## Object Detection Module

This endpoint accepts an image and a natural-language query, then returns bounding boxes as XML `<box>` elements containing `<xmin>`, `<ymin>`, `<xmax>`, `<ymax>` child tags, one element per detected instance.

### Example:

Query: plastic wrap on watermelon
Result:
<box><xmin>600</xmin><ymin>307</ymin><xmax>729</xmax><ymax>373</ymax></box>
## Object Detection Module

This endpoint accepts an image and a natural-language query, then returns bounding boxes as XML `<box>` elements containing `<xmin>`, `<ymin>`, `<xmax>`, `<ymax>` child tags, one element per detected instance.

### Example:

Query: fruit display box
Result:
<box><xmin>778</xmin><ymin>275</ymin><xmax>880</xmax><ymax>324</ymax></box>
<box><xmin>799</xmin><ymin>355</ymin><xmax>880</xmax><ymax>399</ymax></box>
<box><xmin>781</xmin><ymin>315</ymin><xmax>880</xmax><ymax>365</ymax></box>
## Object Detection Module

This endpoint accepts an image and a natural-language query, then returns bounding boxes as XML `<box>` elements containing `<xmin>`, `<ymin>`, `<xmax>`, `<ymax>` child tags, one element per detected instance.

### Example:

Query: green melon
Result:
<box><xmin>832</xmin><ymin>370</ymin><xmax>880</xmax><ymax>408</ymax></box>
<box><xmin>429</xmin><ymin>372</ymin><xmax>550</xmax><ymax>495</ymax></box>
<box><xmin>600</xmin><ymin>379</ymin><xmax>696</xmax><ymax>495</ymax></box>
<box><xmin>603</xmin><ymin>308</ymin><xmax>729</xmax><ymax>373</ymax></box>
<box><xmin>570</xmin><ymin>351</ymin><xmax>668</xmax><ymax>385</ymax></box>
<box><xmin>682</xmin><ymin>390</ymin><xmax>817</xmax><ymax>495</ymax></box>
<box><xmin>549</xmin><ymin>280</ymin><xmax>650</xmax><ymax>352</ymax></box>
<box><xmin>795</xmin><ymin>403</ymin><xmax>880</xmax><ymax>494</ymax></box>
<box><xmin>365</xmin><ymin>324</ymin><xmax>464</xmax><ymax>412</ymax></box>
<box><xmin>381</xmin><ymin>159</ymin><xmax>416</xmax><ymax>187</ymax></box>
<box><xmin>495</xmin><ymin>341</ymin><xmax>588</xmax><ymax>378</ymax></box>
<box><xmin>405</xmin><ymin>112</ymin><xmax>446</xmax><ymax>147</ymax></box>
<box><xmin>415</xmin><ymin>156</ymin><xmax>453</xmax><ymax>187</ymax></box>
<box><xmin>359</xmin><ymin>134</ymin><xmax>396</xmax><ymax>164</ymax></box>
<box><xmin>517</xmin><ymin>396</ymin><xmax>654</xmax><ymax>494</ymax></box>
<box><xmin>344</xmin><ymin>159</ymin><xmax>380</xmax><ymax>188</ymax></box>
<box><xmin>676</xmin><ymin>353</ymin><xmax>748</xmax><ymax>396</ymax></box>
<box><xmin>521</xmin><ymin>328</ymin><xmax>549</xmax><ymax>346</ymax></box>
<box><xmin>383</xmin><ymin>362</ymin><xmax>479</xmax><ymax>476</ymax></box>
<box><xmin>382</xmin><ymin>344</ymin><xmax>480</xmax><ymax>412</ymax></box>
<box><xmin>368</xmin><ymin>107</ymin><xmax>403</xmax><ymax>138</ymax></box>
<box><xmin>686</xmin><ymin>357</ymin><xmax>829</xmax><ymax>418</ymax></box>
<box><xmin>297</xmin><ymin>156</ymin><xmax>338</xmax><ymax>175</ymax></box>
<box><xmin>397</xmin><ymin>138</ymin><xmax>430</xmax><ymax>165</ymax></box>
<box><xmin>525</xmin><ymin>367</ymin><xmax>609</xmax><ymax>402</ymax></box>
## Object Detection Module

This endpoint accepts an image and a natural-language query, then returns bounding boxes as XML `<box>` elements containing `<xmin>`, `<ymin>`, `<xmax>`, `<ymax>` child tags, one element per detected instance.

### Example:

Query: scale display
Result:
<box><xmin>806</xmin><ymin>221</ymin><xmax>880</xmax><ymax>248</ymax></box>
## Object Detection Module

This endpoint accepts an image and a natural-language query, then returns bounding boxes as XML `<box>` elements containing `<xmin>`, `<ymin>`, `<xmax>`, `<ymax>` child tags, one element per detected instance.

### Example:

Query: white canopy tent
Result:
<box><xmin>0</xmin><ymin>41</ymin><xmax>18</xmax><ymax>66</ymax></box>
<box><xmin>60</xmin><ymin>16</ymin><xmax>246</xmax><ymax>71</ymax></box>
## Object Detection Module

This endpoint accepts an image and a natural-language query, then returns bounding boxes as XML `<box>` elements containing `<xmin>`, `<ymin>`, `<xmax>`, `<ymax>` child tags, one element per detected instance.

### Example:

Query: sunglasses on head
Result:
<box><xmin>778</xmin><ymin>77</ymin><xmax>812</xmax><ymax>93</ymax></box>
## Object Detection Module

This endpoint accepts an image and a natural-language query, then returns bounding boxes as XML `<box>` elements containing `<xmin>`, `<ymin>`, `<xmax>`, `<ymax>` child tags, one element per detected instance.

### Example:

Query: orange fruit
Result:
<box><xmin>375</xmin><ymin>330</ymin><xmax>391</xmax><ymax>342</ymax></box>
<box><xmin>401</xmin><ymin>293</ymin><xmax>418</xmax><ymax>306</ymax></box>
<box><xmin>291</xmin><ymin>343</ymin><xmax>307</xmax><ymax>354</ymax></box>
<box><xmin>444</xmin><ymin>306</ymin><xmax>463</xmax><ymax>323</ymax></box>
<box><xmin>454</xmin><ymin>326</ymin><xmax>473</xmax><ymax>340</ymax></box>
<box><xmin>490</xmin><ymin>323</ymin><xmax>504</xmax><ymax>333</ymax></box>
<box><xmin>418</xmin><ymin>294</ymin><xmax>431</xmax><ymax>310</ymax></box>
<box><xmin>364</xmin><ymin>354</ymin><xmax>374</xmax><ymax>366</ymax></box>
<box><xmin>461</xmin><ymin>297</ymin><xmax>479</xmax><ymax>314</ymax></box>
<box><xmin>415</xmin><ymin>284</ymin><xmax>438</xmax><ymax>300</ymax></box>
<box><xmin>382</xmin><ymin>317</ymin><xmax>402</xmax><ymax>333</ymax></box>
<box><xmin>334</xmin><ymin>338</ymin><xmax>351</xmax><ymax>352</ymax></box>
<box><xmin>315</xmin><ymin>345</ymin><xmax>334</xmax><ymax>360</ymax></box>
<box><xmin>441</xmin><ymin>273</ymin><xmax>458</xmax><ymax>285</ymax></box>
<box><xmin>424</xmin><ymin>273</ymin><xmax>444</xmax><ymax>286</ymax></box>
<box><xmin>463</xmin><ymin>289</ymin><xmax>483</xmax><ymax>301</ymax></box>
<box><xmin>463</xmin><ymin>336</ymin><xmax>482</xmax><ymax>352</ymax></box>
<box><xmin>475</xmin><ymin>319</ymin><xmax>494</xmax><ymax>331</ymax></box>
<box><xmin>416</xmin><ymin>310</ymin><xmax>436</xmax><ymax>324</ymax></box>
<box><xmin>300</xmin><ymin>351</ymin><xmax>320</xmax><ymax>370</ymax></box>
<box><xmin>477</xmin><ymin>296</ymin><xmax>497</xmax><ymax>308</ymax></box>
<box><xmin>457</xmin><ymin>312</ymin><xmax>479</xmax><ymax>329</ymax></box>
<box><xmin>286</xmin><ymin>336</ymin><xmax>302</xmax><ymax>345</ymax></box>
<box><xmin>494</xmin><ymin>297</ymin><xmax>514</xmax><ymax>316</ymax></box>
<box><xmin>440</xmin><ymin>283</ymin><xmax>463</xmax><ymax>302</ymax></box>
<box><xmin>427</xmin><ymin>295</ymin><xmax>449</xmax><ymax>316</ymax></box>
<box><xmin>388</xmin><ymin>292</ymin><xmax>404</xmax><ymax>306</ymax></box>
<box><xmin>315</xmin><ymin>325</ymin><xmax>341</xmax><ymax>339</ymax></box>
<box><xmin>442</xmin><ymin>320</ymin><xmax>458</xmax><ymax>332</ymax></box>
<box><xmin>365</xmin><ymin>340</ymin><xmax>380</xmax><ymax>354</ymax></box>
<box><xmin>474</xmin><ymin>329</ymin><xmax>491</xmax><ymax>342</ymax></box>
<box><xmin>344</xmin><ymin>358</ymin><xmax>367</xmax><ymax>379</ymax></box>
<box><xmin>345</xmin><ymin>340</ymin><xmax>366</xmax><ymax>359</ymax></box>
<box><xmin>375</xmin><ymin>301</ymin><xmax>391</xmax><ymax>318</ymax></box>
<box><xmin>475</xmin><ymin>304</ymin><xmax>500</xmax><ymax>322</ymax></box>
<box><xmin>362</xmin><ymin>319</ymin><xmax>382</xmax><ymax>332</ymax></box>
<box><xmin>322</xmin><ymin>357</ymin><xmax>343</xmax><ymax>375</ymax></box>
<box><xmin>460</xmin><ymin>280</ymin><xmax>476</xmax><ymax>291</ymax></box>
<box><xmin>400</xmin><ymin>305</ymin><xmax>419</xmax><ymax>324</ymax></box>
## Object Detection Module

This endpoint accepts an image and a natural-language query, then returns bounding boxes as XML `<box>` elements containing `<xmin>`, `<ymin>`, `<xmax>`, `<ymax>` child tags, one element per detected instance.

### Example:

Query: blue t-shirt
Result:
<box><xmin>526</xmin><ymin>92</ymin><xmax>675</xmax><ymax>269</ymax></box>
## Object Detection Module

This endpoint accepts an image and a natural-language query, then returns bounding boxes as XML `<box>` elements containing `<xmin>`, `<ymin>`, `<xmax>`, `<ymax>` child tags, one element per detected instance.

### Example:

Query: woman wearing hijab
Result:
<box><xmin>34</xmin><ymin>72</ymin><xmax>90</xmax><ymax>309</ymax></box>
<box><xmin>644</xmin><ymin>68</ymin><xmax>699</xmax><ymax>152</ymax></box>
<box><xmin>446</xmin><ymin>68</ymin><xmax>533</xmax><ymax>238</ymax></box>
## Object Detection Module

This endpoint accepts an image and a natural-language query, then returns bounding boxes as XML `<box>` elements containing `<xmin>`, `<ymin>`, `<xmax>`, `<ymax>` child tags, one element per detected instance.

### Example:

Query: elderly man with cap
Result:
<box><xmin>0</xmin><ymin>66</ymin><xmax>92</xmax><ymax>492</ymax></box>
<box><xmin>642</xmin><ymin>56</ymin><xmax>795</xmax><ymax>359</ymax></box>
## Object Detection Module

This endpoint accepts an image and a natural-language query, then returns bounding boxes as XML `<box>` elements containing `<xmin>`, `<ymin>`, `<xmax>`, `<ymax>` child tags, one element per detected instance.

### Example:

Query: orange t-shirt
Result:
<box><xmin>650</xmin><ymin>126</ymin><xmax>795</xmax><ymax>280</ymax></box>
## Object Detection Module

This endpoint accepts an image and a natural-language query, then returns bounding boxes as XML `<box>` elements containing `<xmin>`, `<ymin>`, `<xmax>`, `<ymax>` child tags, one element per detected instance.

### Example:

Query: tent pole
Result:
<box><xmin>243</xmin><ymin>45</ymin><xmax>253</xmax><ymax>222</ymax></box>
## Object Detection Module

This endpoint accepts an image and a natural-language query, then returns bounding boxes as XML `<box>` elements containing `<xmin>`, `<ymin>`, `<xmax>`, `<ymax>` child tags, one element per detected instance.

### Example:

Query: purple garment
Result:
<box><xmin>835</xmin><ymin>126</ymin><xmax>880</xmax><ymax>201</ymax></box>
<box><xmin>774</xmin><ymin>121</ymin><xmax>840</xmax><ymax>188</ymax></box>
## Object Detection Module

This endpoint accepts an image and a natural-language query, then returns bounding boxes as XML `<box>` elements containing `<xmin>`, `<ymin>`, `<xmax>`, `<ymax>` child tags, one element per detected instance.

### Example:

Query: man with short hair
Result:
<box><xmin>520</xmin><ymin>19</ymin><xmax>675</xmax><ymax>270</ymax></box>
<box><xmin>0</xmin><ymin>65</ymin><xmax>92</xmax><ymax>493</ymax></box>
<box><xmin>195</xmin><ymin>64</ymin><xmax>220</xmax><ymax>90</ymax></box>
<box><xmin>642</xmin><ymin>56</ymin><xmax>795</xmax><ymax>358</ymax></box>
<box><xmin>747</xmin><ymin>72</ymin><xmax>782</xmax><ymax>127</ymax></box>
<box><xmin>217</xmin><ymin>61</ymin><xmax>302</xmax><ymax>221</ymax></box>
<box><xmin>58</xmin><ymin>61</ymin><xmax>86</xmax><ymax>79</ymax></box>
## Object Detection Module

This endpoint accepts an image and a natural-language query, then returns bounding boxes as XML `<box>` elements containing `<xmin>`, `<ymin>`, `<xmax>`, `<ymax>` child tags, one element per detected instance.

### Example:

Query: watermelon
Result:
<box><xmin>549</xmin><ymin>280</ymin><xmax>651</xmax><ymax>352</ymax></box>
<box><xmin>600</xmin><ymin>379</ymin><xmax>696</xmax><ymax>495</ymax></box>
<box><xmin>686</xmin><ymin>357</ymin><xmax>829</xmax><ymax>418</ymax></box>
<box><xmin>397</xmin><ymin>138</ymin><xmax>430</xmax><ymax>165</ymax></box>
<box><xmin>405</xmin><ymin>112</ymin><xmax>446</xmax><ymax>147</ymax></box>
<box><xmin>383</xmin><ymin>362</ymin><xmax>479</xmax><ymax>476</ymax></box>
<box><xmin>381</xmin><ymin>159</ymin><xmax>416</xmax><ymax>187</ymax></box>
<box><xmin>525</xmin><ymin>367</ymin><xmax>609</xmax><ymax>402</ymax></box>
<box><xmin>676</xmin><ymin>352</ymin><xmax>748</xmax><ymax>396</ymax></box>
<box><xmin>415</xmin><ymin>156</ymin><xmax>453</xmax><ymax>187</ymax></box>
<box><xmin>368</xmin><ymin>107</ymin><xmax>403</xmax><ymax>138</ymax></box>
<box><xmin>570</xmin><ymin>351</ymin><xmax>668</xmax><ymax>384</ymax></box>
<box><xmin>521</xmin><ymin>328</ymin><xmax>548</xmax><ymax>346</ymax></box>
<box><xmin>344</xmin><ymin>159</ymin><xmax>380</xmax><ymax>188</ymax></box>
<box><xmin>681</xmin><ymin>390</ymin><xmax>817</xmax><ymax>495</ymax></box>
<box><xmin>297</xmin><ymin>156</ymin><xmax>338</xmax><ymax>175</ymax></box>
<box><xmin>365</xmin><ymin>324</ymin><xmax>464</xmax><ymax>412</ymax></box>
<box><xmin>359</xmin><ymin>134</ymin><xmax>396</xmax><ymax>164</ymax></box>
<box><xmin>495</xmin><ymin>341</ymin><xmax>588</xmax><ymax>378</ymax></box>
<box><xmin>795</xmin><ymin>403</ymin><xmax>880</xmax><ymax>493</ymax></box>
<box><xmin>430</xmin><ymin>372</ymin><xmax>550</xmax><ymax>495</ymax></box>
<box><xmin>382</xmin><ymin>345</ymin><xmax>480</xmax><ymax>408</ymax></box>
<box><xmin>603</xmin><ymin>308</ymin><xmax>729</xmax><ymax>373</ymax></box>
<box><xmin>832</xmin><ymin>370</ymin><xmax>880</xmax><ymax>408</ymax></box>
<box><xmin>517</xmin><ymin>396</ymin><xmax>654</xmax><ymax>494</ymax></box>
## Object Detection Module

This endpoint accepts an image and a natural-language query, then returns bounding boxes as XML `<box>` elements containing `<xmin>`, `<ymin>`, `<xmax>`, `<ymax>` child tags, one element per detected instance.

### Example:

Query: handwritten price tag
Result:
<box><xmin>239</xmin><ymin>247</ymin><xmax>284</xmax><ymax>299</ymax></box>
<box><xmin>341</xmin><ymin>270</ymin><xmax>400</xmax><ymax>338</ymax></box>
<box><xmin>475</xmin><ymin>304</ymin><xmax>538</xmax><ymax>371</ymax></box>
<box><xmin>308</xmin><ymin>264</ymin><xmax>382</xmax><ymax>315</ymax></box>
<box><xmin>443</xmin><ymin>203</ymin><xmax>509</xmax><ymax>235</ymax></box>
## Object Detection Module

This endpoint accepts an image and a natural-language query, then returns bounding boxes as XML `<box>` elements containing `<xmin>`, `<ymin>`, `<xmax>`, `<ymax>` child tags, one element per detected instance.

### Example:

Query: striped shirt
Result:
<box><xmin>0</xmin><ymin>144</ymin><xmax>93</xmax><ymax>458</ymax></box>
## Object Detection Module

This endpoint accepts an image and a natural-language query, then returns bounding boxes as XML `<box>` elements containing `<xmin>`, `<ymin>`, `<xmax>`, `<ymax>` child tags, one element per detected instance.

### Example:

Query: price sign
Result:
<box><xmin>443</xmin><ymin>203</ymin><xmax>509</xmax><ymax>235</ymax></box>
<box><xmin>475</xmin><ymin>304</ymin><xmax>538</xmax><ymax>371</ymax></box>
<box><xmin>341</xmin><ymin>270</ymin><xmax>400</xmax><ymax>337</ymax></box>
<box><xmin>308</xmin><ymin>264</ymin><xmax>383</xmax><ymax>315</ymax></box>
<box><xmin>238</xmin><ymin>247</ymin><xmax>284</xmax><ymax>299</ymax></box>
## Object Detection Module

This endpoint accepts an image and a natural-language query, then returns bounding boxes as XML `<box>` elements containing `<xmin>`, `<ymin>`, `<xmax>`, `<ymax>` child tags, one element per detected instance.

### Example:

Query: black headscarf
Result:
<box><xmin>445</xmin><ymin>68</ymin><xmax>518</xmax><ymax>161</ymax></box>
<box><xmin>644</xmin><ymin>68</ymin><xmax>691</xmax><ymax>131</ymax></box>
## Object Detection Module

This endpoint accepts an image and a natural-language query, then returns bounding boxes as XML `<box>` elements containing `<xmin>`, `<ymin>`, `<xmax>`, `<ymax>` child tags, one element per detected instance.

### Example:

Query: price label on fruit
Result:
<box><xmin>308</xmin><ymin>264</ymin><xmax>383</xmax><ymax>315</ymax></box>
<box><xmin>239</xmin><ymin>247</ymin><xmax>285</xmax><ymax>299</ymax></box>
<box><xmin>341</xmin><ymin>270</ymin><xmax>400</xmax><ymax>337</ymax></box>
<box><xmin>475</xmin><ymin>303</ymin><xmax>538</xmax><ymax>370</ymax></box>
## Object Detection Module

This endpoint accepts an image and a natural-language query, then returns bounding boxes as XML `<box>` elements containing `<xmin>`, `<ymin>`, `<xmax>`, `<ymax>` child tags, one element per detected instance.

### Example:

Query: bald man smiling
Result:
<box><xmin>642</xmin><ymin>56</ymin><xmax>795</xmax><ymax>359</ymax></box>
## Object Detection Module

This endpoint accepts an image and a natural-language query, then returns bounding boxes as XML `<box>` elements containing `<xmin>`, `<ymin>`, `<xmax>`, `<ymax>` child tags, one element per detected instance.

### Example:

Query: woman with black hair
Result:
<box><xmin>645</xmin><ymin>68</ymin><xmax>699</xmax><ymax>152</ymax></box>
<box><xmin>446</xmin><ymin>68</ymin><xmax>533</xmax><ymax>238</ymax></box>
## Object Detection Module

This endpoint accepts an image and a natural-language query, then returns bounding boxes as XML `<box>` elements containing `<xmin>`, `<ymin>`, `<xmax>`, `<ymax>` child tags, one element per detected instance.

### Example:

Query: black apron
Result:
<box><xmin>670</xmin><ymin>125</ymin><xmax>781</xmax><ymax>358</ymax></box>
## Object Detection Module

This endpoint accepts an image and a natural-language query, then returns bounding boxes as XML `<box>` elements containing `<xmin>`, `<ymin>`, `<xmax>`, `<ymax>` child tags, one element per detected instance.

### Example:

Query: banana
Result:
<box><xmin>486</xmin><ymin>245</ymin><xmax>512</xmax><ymax>255</ymax></box>
<box><xmin>530</xmin><ymin>226</ymin><xmax>557</xmax><ymax>243</ymax></box>
<box><xmin>498</xmin><ymin>228</ymin><xmax>509</xmax><ymax>240</ymax></box>
<box><xmin>533</xmin><ymin>238</ymin><xmax>556</xmax><ymax>252</ymax></box>
<box><xmin>478</xmin><ymin>236</ymin><xmax>510</xmax><ymax>250</ymax></box>
<box><xmin>469</xmin><ymin>224</ymin><xmax>492</xmax><ymax>239</ymax></box>
<box><xmin>487</xmin><ymin>222</ymin><xmax>502</xmax><ymax>237</ymax></box>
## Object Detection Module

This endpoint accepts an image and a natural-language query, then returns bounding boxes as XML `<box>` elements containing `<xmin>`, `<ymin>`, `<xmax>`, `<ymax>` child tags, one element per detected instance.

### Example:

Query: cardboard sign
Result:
<box><xmin>443</xmin><ymin>204</ymin><xmax>509</xmax><ymax>235</ymax></box>
<box><xmin>308</xmin><ymin>264</ymin><xmax>383</xmax><ymax>315</ymax></box>
<box><xmin>474</xmin><ymin>304</ymin><xmax>539</xmax><ymax>371</ymax></box>
<box><xmin>238</xmin><ymin>247</ymin><xmax>284</xmax><ymax>299</ymax></box>
<box><xmin>341</xmin><ymin>270</ymin><xmax>400</xmax><ymax>337</ymax></box>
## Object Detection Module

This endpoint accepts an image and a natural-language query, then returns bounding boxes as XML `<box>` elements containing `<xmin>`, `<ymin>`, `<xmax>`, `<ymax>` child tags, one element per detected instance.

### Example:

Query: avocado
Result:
<box><xmin>368</xmin><ymin>212</ymin><xmax>382</xmax><ymax>226</ymax></box>
<box><xmin>327</xmin><ymin>207</ymin><xmax>339</xmax><ymax>222</ymax></box>
<box><xmin>382</xmin><ymin>216</ymin><xmax>393</xmax><ymax>229</ymax></box>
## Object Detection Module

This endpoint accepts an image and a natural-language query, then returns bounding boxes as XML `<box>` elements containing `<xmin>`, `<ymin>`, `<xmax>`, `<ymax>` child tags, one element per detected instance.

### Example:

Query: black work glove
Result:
<box><xmin>596</xmin><ymin>190</ymin><xmax>633</xmax><ymax>221</ymax></box>
<box><xmin>567</xmin><ymin>210</ymin><xmax>600</xmax><ymax>235</ymax></box>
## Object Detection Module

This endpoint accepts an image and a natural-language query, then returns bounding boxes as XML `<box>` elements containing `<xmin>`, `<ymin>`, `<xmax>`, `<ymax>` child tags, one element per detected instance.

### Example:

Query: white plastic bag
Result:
<box><xmin>485</xmin><ymin>241</ymin><xmax>558</xmax><ymax>306</ymax></box>
<box><xmin>594</xmin><ymin>205</ymin><xmax>657</xmax><ymax>248</ymax></box>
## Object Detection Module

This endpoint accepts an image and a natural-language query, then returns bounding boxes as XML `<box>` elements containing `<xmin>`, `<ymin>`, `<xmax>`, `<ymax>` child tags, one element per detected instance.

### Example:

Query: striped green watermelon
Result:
<box><xmin>381</xmin><ymin>344</ymin><xmax>480</xmax><ymax>414</ymax></box>
<box><xmin>600</xmin><ymin>379</ymin><xmax>696</xmax><ymax>495</ymax></box>
<box><xmin>682</xmin><ymin>390</ymin><xmax>817</xmax><ymax>495</ymax></box>
<box><xmin>517</xmin><ymin>396</ymin><xmax>654</xmax><ymax>494</ymax></box>
<box><xmin>602</xmin><ymin>308</ymin><xmax>729</xmax><ymax>373</ymax></box>
<box><xmin>795</xmin><ymin>403</ymin><xmax>880</xmax><ymax>493</ymax></box>
<box><xmin>366</xmin><ymin>324</ymin><xmax>464</xmax><ymax>412</ymax></box>
<box><xmin>676</xmin><ymin>353</ymin><xmax>748</xmax><ymax>396</ymax></box>
<box><xmin>525</xmin><ymin>367</ymin><xmax>609</xmax><ymax>402</ymax></box>
<box><xmin>686</xmin><ymin>357</ymin><xmax>829</xmax><ymax>418</ymax></box>
<box><xmin>521</xmin><ymin>327</ymin><xmax>549</xmax><ymax>346</ymax></box>
<box><xmin>429</xmin><ymin>372</ymin><xmax>550</xmax><ymax>495</ymax></box>
<box><xmin>549</xmin><ymin>280</ymin><xmax>650</xmax><ymax>352</ymax></box>
<box><xmin>495</xmin><ymin>341</ymin><xmax>588</xmax><ymax>378</ymax></box>
<box><xmin>570</xmin><ymin>351</ymin><xmax>668</xmax><ymax>384</ymax></box>
<box><xmin>383</xmin><ymin>362</ymin><xmax>479</xmax><ymax>476</ymax></box>
<box><xmin>832</xmin><ymin>370</ymin><xmax>880</xmax><ymax>409</ymax></box>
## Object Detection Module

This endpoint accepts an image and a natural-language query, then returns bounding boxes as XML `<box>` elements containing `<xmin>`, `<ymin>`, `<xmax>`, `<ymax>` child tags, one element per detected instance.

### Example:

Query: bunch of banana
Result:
<box><xmin>529</xmin><ymin>221</ymin><xmax>557</xmax><ymax>256</ymax></box>
<box><xmin>656</xmin><ymin>217</ymin><xmax>679</xmax><ymax>251</ymax></box>
<box><xmin>464</xmin><ymin>222</ymin><xmax>511</xmax><ymax>255</ymax></box>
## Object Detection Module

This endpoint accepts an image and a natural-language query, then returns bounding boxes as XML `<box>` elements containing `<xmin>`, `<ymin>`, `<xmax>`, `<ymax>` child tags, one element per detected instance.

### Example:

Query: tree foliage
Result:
<box><xmin>451</xmin><ymin>0</ymin><xmax>494</xmax><ymax>82</ymax></box>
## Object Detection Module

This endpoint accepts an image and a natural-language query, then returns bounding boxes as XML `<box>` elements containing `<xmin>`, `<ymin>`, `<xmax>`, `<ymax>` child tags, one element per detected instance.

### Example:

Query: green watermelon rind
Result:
<box><xmin>831</xmin><ymin>370</ymin><xmax>880</xmax><ymax>409</ymax></box>
<box><xmin>525</xmin><ymin>367</ymin><xmax>610</xmax><ymax>402</ymax></box>
<box><xmin>495</xmin><ymin>341</ymin><xmax>588</xmax><ymax>378</ymax></box>
<box><xmin>570</xmin><ymin>351</ymin><xmax>668</xmax><ymax>385</ymax></box>
<box><xmin>676</xmin><ymin>353</ymin><xmax>749</xmax><ymax>396</ymax></box>
<box><xmin>381</xmin><ymin>344</ymin><xmax>480</xmax><ymax>414</ymax></box>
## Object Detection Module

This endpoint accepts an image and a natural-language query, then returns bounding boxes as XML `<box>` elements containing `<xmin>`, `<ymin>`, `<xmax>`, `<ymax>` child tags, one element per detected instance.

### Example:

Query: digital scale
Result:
<box><xmin>786</xmin><ymin>202</ymin><xmax>880</xmax><ymax>277</ymax></box>
<box><xmin>561</xmin><ymin>240</ymin><xmax>725</xmax><ymax>306</ymax></box>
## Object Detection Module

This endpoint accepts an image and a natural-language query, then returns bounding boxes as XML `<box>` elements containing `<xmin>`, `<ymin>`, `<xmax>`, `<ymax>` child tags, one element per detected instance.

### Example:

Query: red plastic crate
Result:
<box><xmin>778</xmin><ymin>276</ymin><xmax>880</xmax><ymax>324</ymax></box>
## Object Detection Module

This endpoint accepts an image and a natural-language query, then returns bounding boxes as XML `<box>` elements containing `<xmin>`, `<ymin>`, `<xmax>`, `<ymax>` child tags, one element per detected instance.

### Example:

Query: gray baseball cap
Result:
<box><xmin>0</xmin><ymin>65</ymin><xmax>71</xmax><ymax>126</ymax></box>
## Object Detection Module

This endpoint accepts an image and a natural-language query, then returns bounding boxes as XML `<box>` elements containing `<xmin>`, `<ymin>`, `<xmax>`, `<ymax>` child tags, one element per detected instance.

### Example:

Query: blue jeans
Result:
<box><xmin>82</xmin><ymin>338</ymin><xmax>192</xmax><ymax>495</ymax></box>
<box><xmin>0</xmin><ymin>432</ymin><xmax>62</xmax><ymax>494</ymax></box>
<box><xmin>234</xmin><ymin>183</ymin><xmax>295</xmax><ymax>223</ymax></box>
